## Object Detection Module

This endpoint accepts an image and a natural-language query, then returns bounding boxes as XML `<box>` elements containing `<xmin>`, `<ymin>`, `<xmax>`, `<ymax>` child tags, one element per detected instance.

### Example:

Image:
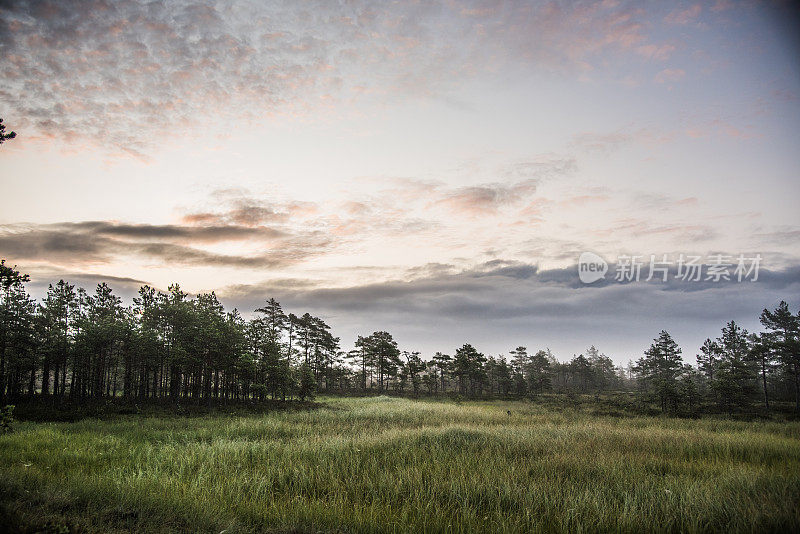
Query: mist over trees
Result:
<box><xmin>1</xmin><ymin>259</ymin><xmax>799</xmax><ymax>414</ymax></box>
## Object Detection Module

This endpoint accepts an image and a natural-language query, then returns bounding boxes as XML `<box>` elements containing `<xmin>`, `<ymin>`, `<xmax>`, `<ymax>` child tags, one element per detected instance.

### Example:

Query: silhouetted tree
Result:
<box><xmin>586</xmin><ymin>346</ymin><xmax>617</xmax><ymax>391</ymax></box>
<box><xmin>760</xmin><ymin>301</ymin><xmax>800</xmax><ymax>411</ymax></box>
<box><xmin>0</xmin><ymin>118</ymin><xmax>16</xmax><ymax>145</ymax></box>
<box><xmin>696</xmin><ymin>338</ymin><xmax>720</xmax><ymax>386</ymax></box>
<box><xmin>431</xmin><ymin>352</ymin><xmax>451</xmax><ymax>393</ymax></box>
<box><xmin>37</xmin><ymin>281</ymin><xmax>77</xmax><ymax>396</ymax></box>
<box><xmin>680</xmin><ymin>365</ymin><xmax>701</xmax><ymax>413</ymax></box>
<box><xmin>349</xmin><ymin>336</ymin><xmax>371</xmax><ymax>391</ymax></box>
<box><xmin>748</xmin><ymin>332</ymin><xmax>777</xmax><ymax>410</ymax></box>
<box><xmin>711</xmin><ymin>321</ymin><xmax>755</xmax><ymax>414</ymax></box>
<box><xmin>5</xmin><ymin>255</ymin><xmax>800</xmax><ymax>416</ymax></box>
<box><xmin>0</xmin><ymin>261</ymin><xmax>35</xmax><ymax>399</ymax></box>
<box><xmin>634</xmin><ymin>331</ymin><xmax>684</xmax><ymax>413</ymax></box>
<box><xmin>452</xmin><ymin>344</ymin><xmax>486</xmax><ymax>396</ymax></box>
<box><xmin>298</xmin><ymin>362</ymin><xmax>316</xmax><ymax>401</ymax></box>
<box><xmin>569</xmin><ymin>354</ymin><xmax>593</xmax><ymax>392</ymax></box>
<box><xmin>487</xmin><ymin>356</ymin><xmax>513</xmax><ymax>396</ymax></box>
<box><xmin>363</xmin><ymin>331</ymin><xmax>401</xmax><ymax>392</ymax></box>
<box><xmin>254</xmin><ymin>298</ymin><xmax>287</xmax><ymax>398</ymax></box>
<box><xmin>525</xmin><ymin>350</ymin><xmax>552</xmax><ymax>397</ymax></box>
<box><xmin>403</xmin><ymin>351</ymin><xmax>425</xmax><ymax>397</ymax></box>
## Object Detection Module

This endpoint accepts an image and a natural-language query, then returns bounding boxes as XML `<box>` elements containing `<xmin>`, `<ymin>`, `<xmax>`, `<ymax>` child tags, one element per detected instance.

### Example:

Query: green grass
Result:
<box><xmin>1</xmin><ymin>396</ymin><xmax>799</xmax><ymax>533</ymax></box>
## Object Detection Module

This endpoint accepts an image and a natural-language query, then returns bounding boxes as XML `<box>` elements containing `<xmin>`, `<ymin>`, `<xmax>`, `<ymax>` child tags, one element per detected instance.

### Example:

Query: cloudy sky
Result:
<box><xmin>1</xmin><ymin>0</ymin><xmax>799</xmax><ymax>364</ymax></box>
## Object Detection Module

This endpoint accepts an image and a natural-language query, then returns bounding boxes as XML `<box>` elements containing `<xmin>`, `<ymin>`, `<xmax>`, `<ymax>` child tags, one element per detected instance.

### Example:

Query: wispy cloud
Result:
<box><xmin>664</xmin><ymin>4</ymin><xmax>702</xmax><ymax>25</ymax></box>
<box><xmin>430</xmin><ymin>180</ymin><xmax>540</xmax><ymax>216</ymax></box>
<box><xmin>636</xmin><ymin>43</ymin><xmax>676</xmax><ymax>61</ymax></box>
<box><xmin>0</xmin><ymin>0</ymin><xmax>698</xmax><ymax>154</ymax></box>
<box><xmin>654</xmin><ymin>67</ymin><xmax>686</xmax><ymax>84</ymax></box>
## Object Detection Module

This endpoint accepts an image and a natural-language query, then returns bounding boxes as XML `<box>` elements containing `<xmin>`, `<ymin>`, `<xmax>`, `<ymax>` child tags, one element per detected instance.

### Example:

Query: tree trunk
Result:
<box><xmin>28</xmin><ymin>367</ymin><xmax>36</xmax><ymax>396</ymax></box>
<box><xmin>41</xmin><ymin>358</ymin><xmax>51</xmax><ymax>396</ymax></box>
<box><xmin>795</xmin><ymin>363</ymin><xmax>800</xmax><ymax>412</ymax></box>
<box><xmin>60</xmin><ymin>355</ymin><xmax>67</xmax><ymax>397</ymax></box>
<box><xmin>285</xmin><ymin>322</ymin><xmax>293</xmax><ymax>401</ymax></box>
<box><xmin>0</xmin><ymin>342</ymin><xmax>6</xmax><ymax>401</ymax></box>
<box><xmin>52</xmin><ymin>361</ymin><xmax>60</xmax><ymax>396</ymax></box>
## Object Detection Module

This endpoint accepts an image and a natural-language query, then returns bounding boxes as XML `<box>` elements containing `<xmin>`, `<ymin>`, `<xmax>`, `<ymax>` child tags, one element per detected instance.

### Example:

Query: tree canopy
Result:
<box><xmin>1</xmin><ymin>258</ymin><xmax>799</xmax><ymax>415</ymax></box>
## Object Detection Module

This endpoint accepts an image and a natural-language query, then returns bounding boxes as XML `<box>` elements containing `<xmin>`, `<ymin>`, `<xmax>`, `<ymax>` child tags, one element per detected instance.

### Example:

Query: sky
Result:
<box><xmin>1</xmin><ymin>0</ymin><xmax>799</xmax><ymax>365</ymax></box>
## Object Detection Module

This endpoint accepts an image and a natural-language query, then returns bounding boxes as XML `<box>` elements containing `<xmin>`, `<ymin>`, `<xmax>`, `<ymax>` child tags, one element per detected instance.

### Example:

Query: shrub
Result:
<box><xmin>1</xmin><ymin>405</ymin><xmax>15</xmax><ymax>433</ymax></box>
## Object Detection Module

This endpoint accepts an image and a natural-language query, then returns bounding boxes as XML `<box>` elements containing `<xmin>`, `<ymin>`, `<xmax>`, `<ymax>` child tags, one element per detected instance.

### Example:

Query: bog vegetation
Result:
<box><xmin>1</xmin><ymin>396</ymin><xmax>799</xmax><ymax>533</ymax></box>
<box><xmin>1</xmin><ymin>260</ymin><xmax>799</xmax><ymax>417</ymax></box>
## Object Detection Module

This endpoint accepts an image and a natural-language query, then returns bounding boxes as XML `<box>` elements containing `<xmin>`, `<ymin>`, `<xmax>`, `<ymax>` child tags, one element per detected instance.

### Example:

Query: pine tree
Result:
<box><xmin>431</xmin><ymin>352</ymin><xmax>451</xmax><ymax>393</ymax></box>
<box><xmin>525</xmin><ymin>350</ymin><xmax>552</xmax><ymax>397</ymax></box>
<box><xmin>298</xmin><ymin>362</ymin><xmax>316</xmax><ymax>401</ymax></box>
<box><xmin>634</xmin><ymin>331</ymin><xmax>684</xmax><ymax>413</ymax></box>
<box><xmin>711</xmin><ymin>321</ymin><xmax>755</xmax><ymax>414</ymax></box>
<box><xmin>696</xmin><ymin>338</ymin><xmax>720</xmax><ymax>385</ymax></box>
<box><xmin>748</xmin><ymin>332</ymin><xmax>777</xmax><ymax>410</ymax></box>
<box><xmin>365</xmin><ymin>331</ymin><xmax>400</xmax><ymax>392</ymax></box>
<box><xmin>254</xmin><ymin>298</ymin><xmax>287</xmax><ymax>398</ymax></box>
<box><xmin>569</xmin><ymin>354</ymin><xmax>593</xmax><ymax>392</ymax></box>
<box><xmin>404</xmin><ymin>351</ymin><xmax>425</xmax><ymax>397</ymax></box>
<box><xmin>760</xmin><ymin>301</ymin><xmax>800</xmax><ymax>411</ymax></box>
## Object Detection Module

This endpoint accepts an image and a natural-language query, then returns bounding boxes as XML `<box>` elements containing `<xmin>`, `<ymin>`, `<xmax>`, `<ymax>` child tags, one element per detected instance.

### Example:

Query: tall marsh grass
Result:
<box><xmin>1</xmin><ymin>395</ymin><xmax>798</xmax><ymax>532</ymax></box>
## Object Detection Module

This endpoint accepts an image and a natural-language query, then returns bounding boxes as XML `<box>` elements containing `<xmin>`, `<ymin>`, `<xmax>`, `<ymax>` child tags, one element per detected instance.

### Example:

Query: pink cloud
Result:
<box><xmin>684</xmin><ymin>118</ymin><xmax>757</xmax><ymax>140</ymax></box>
<box><xmin>664</xmin><ymin>4</ymin><xmax>702</xmax><ymax>25</ymax></box>
<box><xmin>559</xmin><ymin>194</ymin><xmax>610</xmax><ymax>208</ymax></box>
<box><xmin>636</xmin><ymin>44</ymin><xmax>676</xmax><ymax>61</ymax></box>
<box><xmin>654</xmin><ymin>68</ymin><xmax>686</xmax><ymax>84</ymax></box>
<box><xmin>431</xmin><ymin>180</ymin><xmax>539</xmax><ymax>216</ymax></box>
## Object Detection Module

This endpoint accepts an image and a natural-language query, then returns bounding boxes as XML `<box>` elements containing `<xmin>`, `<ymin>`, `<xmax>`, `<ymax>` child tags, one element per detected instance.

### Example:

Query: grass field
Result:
<box><xmin>1</xmin><ymin>396</ymin><xmax>799</xmax><ymax>533</ymax></box>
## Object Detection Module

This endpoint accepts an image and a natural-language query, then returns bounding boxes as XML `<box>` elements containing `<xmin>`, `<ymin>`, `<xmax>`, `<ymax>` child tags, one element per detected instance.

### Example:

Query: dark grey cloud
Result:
<box><xmin>23</xmin><ymin>266</ymin><xmax>152</xmax><ymax>303</ymax></box>
<box><xmin>80</xmin><ymin>221</ymin><xmax>284</xmax><ymax>241</ymax></box>
<box><xmin>218</xmin><ymin>259</ymin><xmax>800</xmax><ymax>362</ymax></box>
<box><xmin>0</xmin><ymin>219</ymin><xmax>330</xmax><ymax>268</ymax></box>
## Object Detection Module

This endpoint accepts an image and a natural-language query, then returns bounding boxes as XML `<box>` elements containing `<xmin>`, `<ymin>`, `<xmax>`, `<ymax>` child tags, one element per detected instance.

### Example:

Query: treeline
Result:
<box><xmin>0</xmin><ymin>261</ymin><xmax>325</xmax><ymax>403</ymax></box>
<box><xmin>1</xmin><ymin>260</ymin><xmax>799</xmax><ymax>414</ymax></box>
<box><xmin>634</xmin><ymin>310</ymin><xmax>800</xmax><ymax>414</ymax></box>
